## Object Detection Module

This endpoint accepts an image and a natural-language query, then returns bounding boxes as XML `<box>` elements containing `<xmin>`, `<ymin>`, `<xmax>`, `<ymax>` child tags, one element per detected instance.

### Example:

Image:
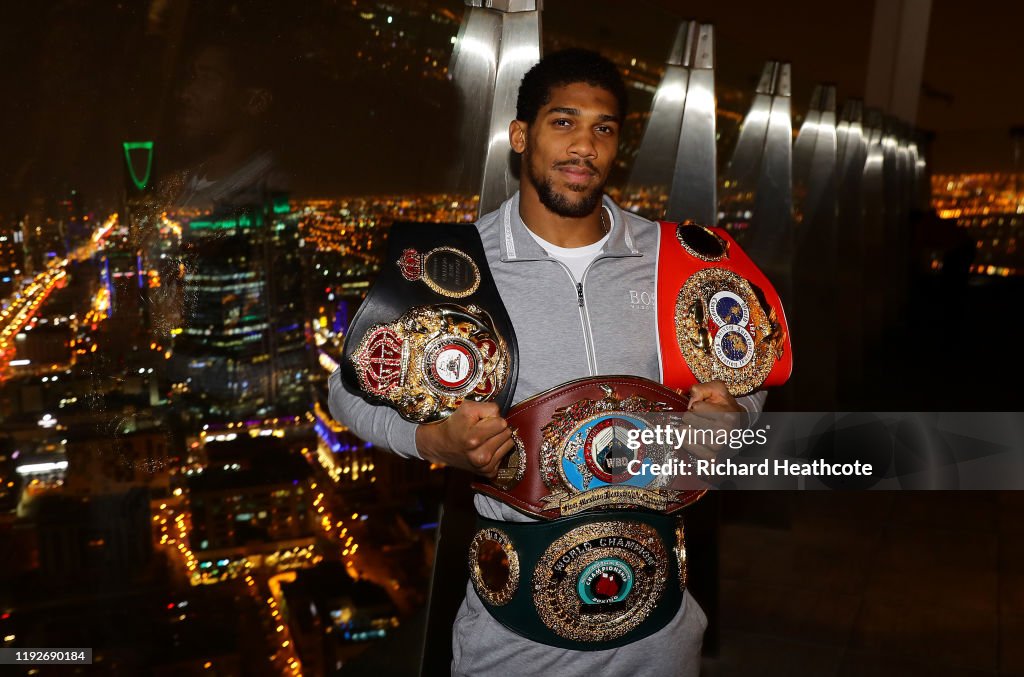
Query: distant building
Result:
<box><xmin>0</xmin><ymin>223</ymin><xmax>26</xmax><ymax>296</ymax></box>
<box><xmin>64</xmin><ymin>428</ymin><xmax>174</xmax><ymax>497</ymax></box>
<box><xmin>30</xmin><ymin>488</ymin><xmax>153</xmax><ymax>582</ymax></box>
<box><xmin>930</xmin><ymin>172</ymin><xmax>1021</xmax><ymax>276</ymax></box>
<box><xmin>187</xmin><ymin>444</ymin><xmax>314</xmax><ymax>582</ymax></box>
<box><xmin>281</xmin><ymin>561</ymin><xmax>399</xmax><ymax>674</ymax></box>
<box><xmin>170</xmin><ymin>203</ymin><xmax>312</xmax><ymax>423</ymax></box>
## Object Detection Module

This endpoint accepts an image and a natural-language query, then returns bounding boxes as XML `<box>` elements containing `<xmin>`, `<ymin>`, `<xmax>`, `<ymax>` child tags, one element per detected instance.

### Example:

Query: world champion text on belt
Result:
<box><xmin>468</xmin><ymin>511</ymin><xmax>687</xmax><ymax>650</ymax></box>
<box><xmin>464</xmin><ymin>377</ymin><xmax>704</xmax><ymax>648</ymax></box>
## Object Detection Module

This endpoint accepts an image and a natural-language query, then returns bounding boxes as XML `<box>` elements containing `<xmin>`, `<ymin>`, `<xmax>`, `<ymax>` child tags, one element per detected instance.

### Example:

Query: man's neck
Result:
<box><xmin>518</xmin><ymin>183</ymin><xmax>606</xmax><ymax>248</ymax></box>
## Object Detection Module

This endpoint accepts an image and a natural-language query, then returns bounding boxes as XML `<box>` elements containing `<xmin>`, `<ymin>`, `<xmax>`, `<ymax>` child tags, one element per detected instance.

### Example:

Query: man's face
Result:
<box><xmin>516</xmin><ymin>82</ymin><xmax>621</xmax><ymax>218</ymax></box>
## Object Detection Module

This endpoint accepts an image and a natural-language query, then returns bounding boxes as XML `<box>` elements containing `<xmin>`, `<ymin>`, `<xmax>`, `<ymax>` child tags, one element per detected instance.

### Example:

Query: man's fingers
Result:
<box><xmin>466</xmin><ymin>415</ymin><xmax>508</xmax><ymax>447</ymax></box>
<box><xmin>467</xmin><ymin>427</ymin><xmax>513</xmax><ymax>470</ymax></box>
<box><xmin>684</xmin><ymin>443</ymin><xmax>720</xmax><ymax>461</ymax></box>
<box><xmin>458</xmin><ymin>400</ymin><xmax>501</xmax><ymax>424</ymax></box>
<box><xmin>481</xmin><ymin>436</ymin><xmax>516</xmax><ymax>478</ymax></box>
<box><xmin>688</xmin><ymin>380</ymin><xmax>730</xmax><ymax>409</ymax></box>
<box><xmin>688</xmin><ymin>402</ymin><xmax>742</xmax><ymax>429</ymax></box>
<box><xmin>689</xmin><ymin>400</ymin><xmax>732</xmax><ymax>415</ymax></box>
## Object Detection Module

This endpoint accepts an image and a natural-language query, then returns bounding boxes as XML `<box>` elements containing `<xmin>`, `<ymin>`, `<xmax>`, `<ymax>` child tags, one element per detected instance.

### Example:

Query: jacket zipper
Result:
<box><xmin>550</xmin><ymin>259</ymin><xmax>601</xmax><ymax>376</ymax></box>
<box><xmin>577</xmin><ymin>263</ymin><xmax>599</xmax><ymax>375</ymax></box>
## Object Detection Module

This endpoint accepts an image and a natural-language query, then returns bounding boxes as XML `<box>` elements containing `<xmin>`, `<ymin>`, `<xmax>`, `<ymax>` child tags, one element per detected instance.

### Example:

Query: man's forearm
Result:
<box><xmin>326</xmin><ymin>366</ymin><xmax>421</xmax><ymax>459</ymax></box>
<box><xmin>736</xmin><ymin>389</ymin><xmax>767</xmax><ymax>426</ymax></box>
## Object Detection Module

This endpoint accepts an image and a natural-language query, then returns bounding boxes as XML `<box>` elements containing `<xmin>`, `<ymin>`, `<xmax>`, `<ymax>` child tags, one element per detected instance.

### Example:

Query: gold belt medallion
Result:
<box><xmin>532</xmin><ymin>520</ymin><xmax>669</xmax><ymax>642</ymax></box>
<box><xmin>469</xmin><ymin>527</ymin><xmax>520</xmax><ymax>606</ymax></box>
<box><xmin>674</xmin><ymin>268</ymin><xmax>784</xmax><ymax>395</ymax></box>
<box><xmin>349</xmin><ymin>304</ymin><xmax>510</xmax><ymax>423</ymax></box>
<box><xmin>538</xmin><ymin>385</ymin><xmax>683</xmax><ymax>516</ymax></box>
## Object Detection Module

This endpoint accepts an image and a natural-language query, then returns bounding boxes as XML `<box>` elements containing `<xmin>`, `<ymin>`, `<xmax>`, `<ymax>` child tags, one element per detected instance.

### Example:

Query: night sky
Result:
<box><xmin>1</xmin><ymin>0</ymin><xmax>1021</xmax><ymax>216</ymax></box>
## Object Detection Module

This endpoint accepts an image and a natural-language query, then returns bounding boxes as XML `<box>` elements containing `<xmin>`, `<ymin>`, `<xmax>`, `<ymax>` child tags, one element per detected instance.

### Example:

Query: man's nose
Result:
<box><xmin>567</xmin><ymin>129</ymin><xmax>598</xmax><ymax>159</ymax></box>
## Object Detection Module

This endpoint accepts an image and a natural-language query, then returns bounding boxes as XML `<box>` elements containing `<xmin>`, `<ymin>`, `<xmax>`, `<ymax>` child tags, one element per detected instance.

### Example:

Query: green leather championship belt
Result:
<box><xmin>469</xmin><ymin>510</ymin><xmax>687</xmax><ymax>650</ymax></box>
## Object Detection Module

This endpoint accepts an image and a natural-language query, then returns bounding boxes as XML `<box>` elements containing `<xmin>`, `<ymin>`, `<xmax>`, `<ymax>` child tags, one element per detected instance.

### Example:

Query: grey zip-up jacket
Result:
<box><xmin>327</xmin><ymin>191</ymin><xmax>765</xmax><ymax>496</ymax></box>
<box><xmin>327</xmin><ymin>191</ymin><xmax>765</xmax><ymax>675</ymax></box>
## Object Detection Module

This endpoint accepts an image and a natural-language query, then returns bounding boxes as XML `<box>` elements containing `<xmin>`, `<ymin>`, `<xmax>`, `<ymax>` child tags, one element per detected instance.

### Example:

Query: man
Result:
<box><xmin>329</xmin><ymin>49</ymin><xmax>765</xmax><ymax>676</ymax></box>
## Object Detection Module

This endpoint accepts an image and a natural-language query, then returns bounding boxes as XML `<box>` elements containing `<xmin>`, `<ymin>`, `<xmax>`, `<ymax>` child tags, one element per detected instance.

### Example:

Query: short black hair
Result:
<box><xmin>515</xmin><ymin>48</ymin><xmax>629</xmax><ymax>124</ymax></box>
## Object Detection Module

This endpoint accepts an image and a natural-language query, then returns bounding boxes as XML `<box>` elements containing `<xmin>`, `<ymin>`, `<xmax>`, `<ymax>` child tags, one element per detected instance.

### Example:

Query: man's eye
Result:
<box><xmin>596</xmin><ymin>125</ymin><xmax>615</xmax><ymax>134</ymax></box>
<box><xmin>554</xmin><ymin>119</ymin><xmax>571</xmax><ymax>127</ymax></box>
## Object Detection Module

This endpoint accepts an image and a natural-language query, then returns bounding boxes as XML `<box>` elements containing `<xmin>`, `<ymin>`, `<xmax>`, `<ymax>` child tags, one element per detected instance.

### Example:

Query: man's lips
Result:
<box><xmin>557</xmin><ymin>165</ymin><xmax>596</xmax><ymax>181</ymax></box>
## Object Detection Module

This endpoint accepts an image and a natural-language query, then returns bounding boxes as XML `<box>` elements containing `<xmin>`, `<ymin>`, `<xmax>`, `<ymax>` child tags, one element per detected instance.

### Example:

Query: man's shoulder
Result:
<box><xmin>474</xmin><ymin>202</ymin><xmax>503</xmax><ymax>237</ymax></box>
<box><xmin>619</xmin><ymin>205</ymin><xmax>660</xmax><ymax>231</ymax></box>
<box><xmin>614</xmin><ymin>202</ymin><xmax>662</xmax><ymax>251</ymax></box>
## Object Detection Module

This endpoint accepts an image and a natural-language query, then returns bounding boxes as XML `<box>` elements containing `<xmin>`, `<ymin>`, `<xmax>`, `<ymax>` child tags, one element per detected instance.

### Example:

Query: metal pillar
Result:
<box><xmin>835</xmin><ymin>100</ymin><xmax>868</xmax><ymax>404</ymax></box>
<box><xmin>449</xmin><ymin>0</ymin><xmax>542</xmax><ymax>217</ymax></box>
<box><xmin>719</xmin><ymin>63</ymin><xmax>776</xmax><ymax>233</ymax></box>
<box><xmin>793</xmin><ymin>84</ymin><xmax>838</xmax><ymax>246</ymax></box>
<box><xmin>861</xmin><ymin>108</ymin><xmax>886</xmax><ymax>344</ymax></box>
<box><xmin>881</xmin><ymin>116</ymin><xmax>906</xmax><ymax>329</ymax></box>
<box><xmin>631</xmin><ymin>21</ymin><xmax>717</xmax><ymax>224</ymax></box>
<box><xmin>792</xmin><ymin>85</ymin><xmax>839</xmax><ymax>408</ymax></box>
<box><xmin>864</xmin><ymin>0</ymin><xmax>933</xmax><ymax>125</ymax></box>
<box><xmin>721</xmin><ymin>61</ymin><xmax>794</xmax><ymax>294</ymax></box>
<box><xmin>913</xmin><ymin>129</ymin><xmax>932</xmax><ymax>211</ymax></box>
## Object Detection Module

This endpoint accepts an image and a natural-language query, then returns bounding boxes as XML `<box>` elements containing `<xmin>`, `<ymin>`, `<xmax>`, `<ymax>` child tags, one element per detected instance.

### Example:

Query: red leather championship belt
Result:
<box><xmin>472</xmin><ymin>376</ymin><xmax>706</xmax><ymax>519</ymax></box>
<box><xmin>658</xmin><ymin>223</ymin><xmax>792</xmax><ymax>396</ymax></box>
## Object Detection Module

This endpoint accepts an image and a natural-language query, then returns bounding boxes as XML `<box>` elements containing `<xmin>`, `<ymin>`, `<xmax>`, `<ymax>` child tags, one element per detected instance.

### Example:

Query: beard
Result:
<box><xmin>525</xmin><ymin>151</ymin><xmax>605</xmax><ymax>218</ymax></box>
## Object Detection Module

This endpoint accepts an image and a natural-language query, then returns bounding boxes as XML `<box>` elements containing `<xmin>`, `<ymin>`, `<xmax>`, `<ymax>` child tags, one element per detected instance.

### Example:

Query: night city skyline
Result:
<box><xmin>1</xmin><ymin>1</ymin><xmax>1023</xmax><ymax>675</ymax></box>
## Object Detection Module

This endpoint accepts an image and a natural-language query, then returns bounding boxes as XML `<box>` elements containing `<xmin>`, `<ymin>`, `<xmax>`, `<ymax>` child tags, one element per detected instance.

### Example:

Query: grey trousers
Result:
<box><xmin>451</xmin><ymin>583</ymin><xmax>707</xmax><ymax>676</ymax></box>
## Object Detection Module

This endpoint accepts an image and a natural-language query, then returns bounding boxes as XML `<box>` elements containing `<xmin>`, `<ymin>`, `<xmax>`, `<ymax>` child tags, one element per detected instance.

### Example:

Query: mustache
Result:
<box><xmin>553</xmin><ymin>159</ymin><xmax>599</xmax><ymax>174</ymax></box>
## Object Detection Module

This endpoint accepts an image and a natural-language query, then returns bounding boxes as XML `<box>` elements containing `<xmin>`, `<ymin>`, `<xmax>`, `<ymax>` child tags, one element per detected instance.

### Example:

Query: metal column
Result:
<box><xmin>720</xmin><ymin>61</ymin><xmax>794</xmax><ymax>299</ymax></box>
<box><xmin>449</xmin><ymin>0</ymin><xmax>542</xmax><ymax>217</ymax></box>
<box><xmin>792</xmin><ymin>84</ymin><xmax>839</xmax><ymax>408</ymax></box>
<box><xmin>631</xmin><ymin>21</ymin><xmax>717</xmax><ymax>225</ymax></box>
<box><xmin>861</xmin><ymin>108</ymin><xmax>886</xmax><ymax>344</ymax></box>
<box><xmin>835</xmin><ymin>100</ymin><xmax>869</xmax><ymax>404</ymax></box>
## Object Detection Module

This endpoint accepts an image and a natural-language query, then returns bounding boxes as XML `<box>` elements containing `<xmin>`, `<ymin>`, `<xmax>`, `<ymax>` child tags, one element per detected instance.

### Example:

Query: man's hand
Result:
<box><xmin>687</xmin><ymin>380</ymin><xmax>744</xmax><ymax>414</ymax></box>
<box><xmin>673</xmin><ymin>380</ymin><xmax>746</xmax><ymax>461</ymax></box>
<box><xmin>415</xmin><ymin>400</ymin><xmax>514</xmax><ymax>478</ymax></box>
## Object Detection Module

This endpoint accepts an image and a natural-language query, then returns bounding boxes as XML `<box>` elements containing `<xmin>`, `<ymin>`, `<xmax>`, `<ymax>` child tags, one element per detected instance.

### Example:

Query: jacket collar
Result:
<box><xmin>496</xmin><ymin>191</ymin><xmax>642</xmax><ymax>263</ymax></box>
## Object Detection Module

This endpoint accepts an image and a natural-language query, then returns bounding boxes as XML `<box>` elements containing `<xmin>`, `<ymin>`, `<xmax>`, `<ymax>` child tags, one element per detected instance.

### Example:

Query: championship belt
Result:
<box><xmin>468</xmin><ymin>510</ymin><xmax>688</xmax><ymax>650</ymax></box>
<box><xmin>472</xmin><ymin>376</ymin><xmax>706</xmax><ymax>519</ymax></box>
<box><xmin>658</xmin><ymin>222</ymin><xmax>792</xmax><ymax>396</ymax></box>
<box><xmin>340</xmin><ymin>223</ymin><xmax>518</xmax><ymax>423</ymax></box>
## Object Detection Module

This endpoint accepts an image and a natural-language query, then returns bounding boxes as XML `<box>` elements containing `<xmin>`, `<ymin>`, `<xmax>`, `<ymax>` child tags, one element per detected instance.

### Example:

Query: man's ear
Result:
<box><xmin>244</xmin><ymin>87</ymin><xmax>272</xmax><ymax>116</ymax></box>
<box><xmin>509</xmin><ymin>119</ymin><xmax>527</xmax><ymax>153</ymax></box>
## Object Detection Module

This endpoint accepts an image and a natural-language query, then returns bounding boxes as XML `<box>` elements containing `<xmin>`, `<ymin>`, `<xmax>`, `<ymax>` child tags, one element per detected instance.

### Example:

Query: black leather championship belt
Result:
<box><xmin>340</xmin><ymin>222</ymin><xmax>518</xmax><ymax>423</ymax></box>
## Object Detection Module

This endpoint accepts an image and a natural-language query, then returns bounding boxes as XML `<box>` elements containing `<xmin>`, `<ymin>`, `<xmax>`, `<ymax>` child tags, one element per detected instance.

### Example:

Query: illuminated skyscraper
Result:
<box><xmin>170</xmin><ymin>196</ymin><xmax>311</xmax><ymax>423</ymax></box>
<box><xmin>0</xmin><ymin>224</ymin><xmax>25</xmax><ymax>296</ymax></box>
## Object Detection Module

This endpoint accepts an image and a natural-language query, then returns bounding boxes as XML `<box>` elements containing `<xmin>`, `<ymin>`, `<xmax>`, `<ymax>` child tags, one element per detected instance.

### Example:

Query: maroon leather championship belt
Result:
<box><xmin>657</xmin><ymin>222</ymin><xmax>792</xmax><ymax>396</ymax></box>
<box><xmin>472</xmin><ymin>376</ymin><xmax>706</xmax><ymax>519</ymax></box>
